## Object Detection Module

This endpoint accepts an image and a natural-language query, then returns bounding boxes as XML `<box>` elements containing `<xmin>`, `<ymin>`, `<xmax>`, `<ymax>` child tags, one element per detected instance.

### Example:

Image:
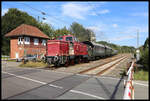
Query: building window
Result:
<box><xmin>34</xmin><ymin>38</ymin><xmax>39</xmax><ymax>45</ymax></box>
<box><xmin>42</xmin><ymin>39</ymin><xmax>46</xmax><ymax>46</ymax></box>
<box><xmin>18</xmin><ymin>37</ymin><xmax>23</xmax><ymax>44</ymax></box>
<box><xmin>24</xmin><ymin>37</ymin><xmax>30</xmax><ymax>44</ymax></box>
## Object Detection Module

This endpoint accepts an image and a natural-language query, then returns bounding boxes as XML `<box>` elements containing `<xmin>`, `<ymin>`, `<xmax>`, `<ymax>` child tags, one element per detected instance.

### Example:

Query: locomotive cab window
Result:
<box><xmin>66</xmin><ymin>37</ymin><xmax>73</xmax><ymax>42</ymax></box>
<box><xmin>57</xmin><ymin>37</ymin><xmax>63</xmax><ymax>41</ymax></box>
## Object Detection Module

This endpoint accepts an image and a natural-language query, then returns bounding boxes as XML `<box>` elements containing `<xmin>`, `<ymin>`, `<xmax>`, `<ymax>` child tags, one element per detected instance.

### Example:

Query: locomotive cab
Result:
<box><xmin>46</xmin><ymin>35</ymin><xmax>89</xmax><ymax>66</ymax></box>
<box><xmin>57</xmin><ymin>35</ymin><xmax>76</xmax><ymax>57</ymax></box>
<box><xmin>65</xmin><ymin>36</ymin><xmax>75</xmax><ymax>56</ymax></box>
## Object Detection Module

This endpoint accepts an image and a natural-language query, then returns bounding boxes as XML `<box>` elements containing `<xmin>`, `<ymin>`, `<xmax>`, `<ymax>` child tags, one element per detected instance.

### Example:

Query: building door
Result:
<box><xmin>16</xmin><ymin>52</ymin><xmax>19</xmax><ymax>59</ymax></box>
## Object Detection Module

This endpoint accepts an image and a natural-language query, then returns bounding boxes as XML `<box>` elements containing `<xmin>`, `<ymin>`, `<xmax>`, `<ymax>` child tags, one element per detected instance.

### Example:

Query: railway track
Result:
<box><xmin>78</xmin><ymin>55</ymin><xmax>128</xmax><ymax>76</ymax></box>
<box><xmin>49</xmin><ymin>54</ymin><xmax>122</xmax><ymax>69</ymax></box>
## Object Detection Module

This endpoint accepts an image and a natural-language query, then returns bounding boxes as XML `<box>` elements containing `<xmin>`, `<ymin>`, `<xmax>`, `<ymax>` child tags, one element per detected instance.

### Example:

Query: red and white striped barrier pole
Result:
<box><xmin>123</xmin><ymin>61</ymin><xmax>135</xmax><ymax>99</ymax></box>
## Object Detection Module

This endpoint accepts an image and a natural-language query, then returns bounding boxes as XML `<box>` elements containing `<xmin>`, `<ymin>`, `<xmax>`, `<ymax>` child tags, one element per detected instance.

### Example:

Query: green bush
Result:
<box><xmin>139</xmin><ymin>48</ymin><xmax>149</xmax><ymax>70</ymax></box>
<box><xmin>134</xmin><ymin>70</ymin><xmax>148</xmax><ymax>81</ymax></box>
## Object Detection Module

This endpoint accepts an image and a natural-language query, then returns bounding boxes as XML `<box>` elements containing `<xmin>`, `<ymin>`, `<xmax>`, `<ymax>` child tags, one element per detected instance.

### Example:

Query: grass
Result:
<box><xmin>2</xmin><ymin>57</ymin><xmax>9</xmax><ymax>59</ymax></box>
<box><xmin>19</xmin><ymin>61</ymin><xmax>48</xmax><ymax>68</ymax></box>
<box><xmin>6</xmin><ymin>59</ymin><xmax>17</xmax><ymax>62</ymax></box>
<box><xmin>119</xmin><ymin>66</ymin><xmax>148</xmax><ymax>81</ymax></box>
<box><xmin>134</xmin><ymin>70</ymin><xmax>149</xmax><ymax>81</ymax></box>
<box><xmin>2</xmin><ymin>59</ymin><xmax>17</xmax><ymax>62</ymax></box>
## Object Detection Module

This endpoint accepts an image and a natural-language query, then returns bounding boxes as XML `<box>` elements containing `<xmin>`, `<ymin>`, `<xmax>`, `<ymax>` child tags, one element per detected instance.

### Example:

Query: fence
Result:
<box><xmin>123</xmin><ymin>60</ymin><xmax>135</xmax><ymax>99</ymax></box>
<box><xmin>1</xmin><ymin>55</ymin><xmax>10</xmax><ymax>61</ymax></box>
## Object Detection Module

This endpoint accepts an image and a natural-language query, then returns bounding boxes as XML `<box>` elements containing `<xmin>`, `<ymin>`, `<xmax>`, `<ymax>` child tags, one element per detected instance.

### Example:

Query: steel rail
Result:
<box><xmin>78</xmin><ymin>55</ymin><xmax>126</xmax><ymax>74</ymax></box>
<box><xmin>96</xmin><ymin>56</ymin><xmax>127</xmax><ymax>76</ymax></box>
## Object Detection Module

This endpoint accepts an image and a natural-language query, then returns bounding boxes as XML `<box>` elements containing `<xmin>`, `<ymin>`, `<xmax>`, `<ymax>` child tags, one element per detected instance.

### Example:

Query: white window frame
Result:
<box><xmin>24</xmin><ymin>37</ymin><xmax>30</xmax><ymax>44</ymax></box>
<box><xmin>42</xmin><ymin>39</ymin><xmax>46</xmax><ymax>46</ymax></box>
<box><xmin>34</xmin><ymin>38</ymin><xmax>39</xmax><ymax>45</ymax></box>
<box><xmin>18</xmin><ymin>37</ymin><xmax>23</xmax><ymax>45</ymax></box>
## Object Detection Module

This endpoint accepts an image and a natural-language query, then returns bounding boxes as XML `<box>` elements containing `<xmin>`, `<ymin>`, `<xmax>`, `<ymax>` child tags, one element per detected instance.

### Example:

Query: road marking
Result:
<box><xmin>96</xmin><ymin>76</ymin><xmax>121</xmax><ymax>80</ymax></box>
<box><xmin>41</xmin><ymin>69</ymin><xmax>74</xmax><ymax>75</ymax></box>
<box><xmin>133</xmin><ymin>82</ymin><xmax>148</xmax><ymax>87</ymax></box>
<box><xmin>76</xmin><ymin>73</ymin><xmax>91</xmax><ymax>77</ymax></box>
<box><xmin>3</xmin><ymin>71</ymin><xmax>105</xmax><ymax>99</ymax></box>
<box><xmin>98</xmin><ymin>77</ymin><xmax>148</xmax><ymax>87</ymax></box>
<box><xmin>70</xmin><ymin>90</ymin><xmax>105</xmax><ymax>99</ymax></box>
<box><xmin>49</xmin><ymin>84</ymin><xmax>63</xmax><ymax>89</ymax></box>
<box><xmin>47</xmin><ymin>84</ymin><xmax>104</xmax><ymax>99</ymax></box>
<box><xmin>2</xmin><ymin>71</ymin><xmax>46</xmax><ymax>85</ymax></box>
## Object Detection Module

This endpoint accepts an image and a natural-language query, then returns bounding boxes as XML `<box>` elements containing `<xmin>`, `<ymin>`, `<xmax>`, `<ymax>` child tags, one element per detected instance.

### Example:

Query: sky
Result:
<box><xmin>1</xmin><ymin>1</ymin><xmax>149</xmax><ymax>48</ymax></box>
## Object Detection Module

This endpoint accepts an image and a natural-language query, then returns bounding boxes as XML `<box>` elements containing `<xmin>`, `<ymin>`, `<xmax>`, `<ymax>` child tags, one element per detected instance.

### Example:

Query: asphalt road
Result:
<box><xmin>1</xmin><ymin>61</ymin><xmax>149</xmax><ymax>99</ymax></box>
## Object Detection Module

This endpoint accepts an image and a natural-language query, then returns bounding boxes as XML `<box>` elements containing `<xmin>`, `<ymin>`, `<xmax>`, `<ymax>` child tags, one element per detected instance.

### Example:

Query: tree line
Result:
<box><xmin>2</xmin><ymin>8</ymin><xmax>96</xmax><ymax>55</ymax></box>
<box><xmin>2</xmin><ymin>8</ymin><xmax>137</xmax><ymax>56</ymax></box>
<box><xmin>97</xmin><ymin>41</ymin><xmax>135</xmax><ymax>53</ymax></box>
<box><xmin>137</xmin><ymin>38</ymin><xmax>149</xmax><ymax>71</ymax></box>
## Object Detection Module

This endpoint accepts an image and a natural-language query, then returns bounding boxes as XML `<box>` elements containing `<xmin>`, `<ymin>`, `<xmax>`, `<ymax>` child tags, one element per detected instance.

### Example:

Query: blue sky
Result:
<box><xmin>2</xmin><ymin>1</ymin><xmax>149</xmax><ymax>48</ymax></box>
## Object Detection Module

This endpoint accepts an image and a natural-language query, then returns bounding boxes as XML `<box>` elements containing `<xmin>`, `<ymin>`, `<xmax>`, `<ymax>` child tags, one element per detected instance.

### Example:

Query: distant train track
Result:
<box><xmin>78</xmin><ymin>55</ymin><xmax>127</xmax><ymax>76</ymax></box>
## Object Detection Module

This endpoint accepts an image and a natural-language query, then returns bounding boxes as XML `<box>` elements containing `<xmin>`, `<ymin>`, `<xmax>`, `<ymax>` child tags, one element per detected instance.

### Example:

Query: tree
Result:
<box><xmin>2</xmin><ymin>8</ymin><xmax>54</xmax><ymax>55</ymax></box>
<box><xmin>70</xmin><ymin>22</ymin><xmax>95</xmax><ymax>42</ymax></box>
<box><xmin>143</xmin><ymin>38</ymin><xmax>149</xmax><ymax>50</ymax></box>
<box><xmin>37</xmin><ymin>22</ymin><xmax>54</xmax><ymax>39</ymax></box>
<box><xmin>96</xmin><ymin>41</ymin><xmax>135</xmax><ymax>53</ymax></box>
<box><xmin>138</xmin><ymin>37</ymin><xmax>149</xmax><ymax>70</ymax></box>
<box><xmin>54</xmin><ymin>26</ymin><xmax>73</xmax><ymax>38</ymax></box>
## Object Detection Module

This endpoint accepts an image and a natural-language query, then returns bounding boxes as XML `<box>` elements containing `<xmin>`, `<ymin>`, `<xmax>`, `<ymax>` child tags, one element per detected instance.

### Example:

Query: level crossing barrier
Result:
<box><xmin>123</xmin><ymin>60</ymin><xmax>135</xmax><ymax>99</ymax></box>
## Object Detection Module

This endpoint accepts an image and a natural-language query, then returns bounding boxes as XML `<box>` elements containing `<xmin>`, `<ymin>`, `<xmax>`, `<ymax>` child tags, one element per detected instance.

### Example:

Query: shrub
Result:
<box><xmin>140</xmin><ymin>48</ymin><xmax>149</xmax><ymax>71</ymax></box>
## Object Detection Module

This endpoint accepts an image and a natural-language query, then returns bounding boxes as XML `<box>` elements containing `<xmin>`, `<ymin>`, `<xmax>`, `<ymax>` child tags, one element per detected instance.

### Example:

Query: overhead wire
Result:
<box><xmin>18</xmin><ymin>2</ymin><xmax>71</xmax><ymax>25</ymax></box>
<box><xmin>87</xmin><ymin>2</ymin><xmax>109</xmax><ymax>42</ymax></box>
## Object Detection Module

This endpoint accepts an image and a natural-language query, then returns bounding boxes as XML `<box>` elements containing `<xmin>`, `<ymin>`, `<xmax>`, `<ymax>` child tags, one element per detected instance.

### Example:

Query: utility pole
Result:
<box><xmin>137</xmin><ymin>29</ymin><xmax>139</xmax><ymax>48</ymax></box>
<box><xmin>136</xmin><ymin>29</ymin><xmax>140</xmax><ymax>61</ymax></box>
<box><xmin>38</xmin><ymin>16</ymin><xmax>39</xmax><ymax>22</ymax></box>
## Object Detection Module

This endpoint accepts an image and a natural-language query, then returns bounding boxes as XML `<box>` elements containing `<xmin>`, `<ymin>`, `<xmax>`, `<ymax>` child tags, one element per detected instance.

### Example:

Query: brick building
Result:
<box><xmin>5</xmin><ymin>24</ymin><xmax>49</xmax><ymax>59</ymax></box>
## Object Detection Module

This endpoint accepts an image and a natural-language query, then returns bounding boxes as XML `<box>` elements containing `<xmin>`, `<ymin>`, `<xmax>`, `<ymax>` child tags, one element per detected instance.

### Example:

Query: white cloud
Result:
<box><xmin>90</xmin><ymin>9</ymin><xmax>110</xmax><ymax>16</ymax></box>
<box><xmin>62</xmin><ymin>2</ymin><xmax>109</xmax><ymax>19</ymax></box>
<box><xmin>90</xmin><ymin>12</ymin><xmax>97</xmax><ymax>16</ymax></box>
<box><xmin>112</xmin><ymin>24</ymin><xmax>118</xmax><ymax>28</ymax></box>
<box><xmin>2</xmin><ymin>9</ymin><xmax>8</xmax><ymax>16</ymax></box>
<box><xmin>110</xmin><ymin>35</ymin><xmax>137</xmax><ymax>42</ymax></box>
<box><xmin>98</xmin><ymin>9</ymin><xmax>109</xmax><ymax>14</ymax></box>
<box><xmin>86</xmin><ymin>26</ymin><xmax>102</xmax><ymax>32</ymax></box>
<box><xmin>62</xmin><ymin>2</ymin><xmax>92</xmax><ymax>20</ymax></box>
<box><xmin>87</xmin><ymin>24</ymin><xmax>109</xmax><ymax>41</ymax></box>
<box><xmin>130</xmin><ymin>12</ymin><xmax>148</xmax><ymax>17</ymax></box>
<box><xmin>107</xmin><ymin>25</ymin><xmax>148</xmax><ymax>43</ymax></box>
<box><xmin>124</xmin><ymin>26</ymin><xmax>148</xmax><ymax>34</ymax></box>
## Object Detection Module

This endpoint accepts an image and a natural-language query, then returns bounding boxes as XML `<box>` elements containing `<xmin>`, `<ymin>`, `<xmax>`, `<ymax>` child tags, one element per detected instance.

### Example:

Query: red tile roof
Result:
<box><xmin>5</xmin><ymin>24</ymin><xmax>49</xmax><ymax>39</ymax></box>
